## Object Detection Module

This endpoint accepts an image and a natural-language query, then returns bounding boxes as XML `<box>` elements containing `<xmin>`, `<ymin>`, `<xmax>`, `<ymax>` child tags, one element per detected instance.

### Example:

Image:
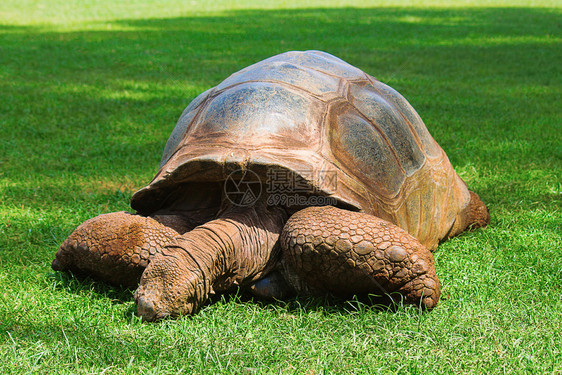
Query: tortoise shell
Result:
<box><xmin>131</xmin><ymin>50</ymin><xmax>470</xmax><ymax>250</ymax></box>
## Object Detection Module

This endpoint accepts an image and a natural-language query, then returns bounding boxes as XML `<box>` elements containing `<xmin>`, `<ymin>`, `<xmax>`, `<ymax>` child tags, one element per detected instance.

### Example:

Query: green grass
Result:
<box><xmin>1</xmin><ymin>0</ymin><xmax>561</xmax><ymax>373</ymax></box>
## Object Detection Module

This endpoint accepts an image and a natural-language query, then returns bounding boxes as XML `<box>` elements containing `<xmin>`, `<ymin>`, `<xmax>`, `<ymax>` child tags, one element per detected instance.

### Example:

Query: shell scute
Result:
<box><xmin>368</xmin><ymin>79</ymin><xmax>441</xmax><ymax>158</ymax></box>
<box><xmin>161</xmin><ymin>110</ymin><xmax>197</xmax><ymax>166</ymax></box>
<box><xmin>216</xmin><ymin>60</ymin><xmax>340</xmax><ymax>97</ymax></box>
<box><xmin>266</xmin><ymin>50</ymin><xmax>367</xmax><ymax>80</ymax></box>
<box><xmin>348</xmin><ymin>82</ymin><xmax>426</xmax><ymax>176</ymax></box>
<box><xmin>160</xmin><ymin>88</ymin><xmax>213</xmax><ymax>166</ymax></box>
<box><xmin>330</xmin><ymin>108</ymin><xmax>406</xmax><ymax>198</ymax></box>
<box><xmin>188</xmin><ymin>82</ymin><xmax>320</xmax><ymax>148</ymax></box>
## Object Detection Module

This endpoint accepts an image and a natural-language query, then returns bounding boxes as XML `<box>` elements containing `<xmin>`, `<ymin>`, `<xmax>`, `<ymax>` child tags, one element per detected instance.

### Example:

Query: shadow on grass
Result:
<box><xmin>49</xmin><ymin>270</ymin><xmax>136</xmax><ymax>305</ymax></box>
<box><xmin>1</xmin><ymin>7</ymin><xmax>559</xmax><ymax>181</ymax></box>
<box><xmin>45</xmin><ymin>260</ymin><xmax>414</xmax><ymax>322</ymax></box>
<box><xmin>48</xmin><ymin>266</ymin><xmax>407</xmax><ymax>319</ymax></box>
<box><xmin>220</xmin><ymin>287</ymin><xmax>416</xmax><ymax>316</ymax></box>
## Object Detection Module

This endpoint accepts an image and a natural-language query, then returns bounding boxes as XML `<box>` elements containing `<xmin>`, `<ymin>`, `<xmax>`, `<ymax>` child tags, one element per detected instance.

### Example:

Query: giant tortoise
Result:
<box><xmin>52</xmin><ymin>50</ymin><xmax>490</xmax><ymax>320</ymax></box>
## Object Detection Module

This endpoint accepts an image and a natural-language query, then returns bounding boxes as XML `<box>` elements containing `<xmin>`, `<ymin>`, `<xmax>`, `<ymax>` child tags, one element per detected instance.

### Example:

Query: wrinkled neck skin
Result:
<box><xmin>184</xmin><ymin>204</ymin><xmax>285</xmax><ymax>290</ymax></box>
<box><xmin>135</xmin><ymin>201</ymin><xmax>286</xmax><ymax>320</ymax></box>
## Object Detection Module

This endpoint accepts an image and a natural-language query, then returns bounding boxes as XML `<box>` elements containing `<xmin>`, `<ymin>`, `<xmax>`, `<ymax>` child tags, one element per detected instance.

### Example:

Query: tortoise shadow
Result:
<box><xmin>49</xmin><ymin>269</ymin><xmax>419</xmax><ymax>320</ymax></box>
<box><xmin>209</xmin><ymin>287</ymin><xmax>419</xmax><ymax>316</ymax></box>
<box><xmin>49</xmin><ymin>271</ymin><xmax>136</xmax><ymax>306</ymax></box>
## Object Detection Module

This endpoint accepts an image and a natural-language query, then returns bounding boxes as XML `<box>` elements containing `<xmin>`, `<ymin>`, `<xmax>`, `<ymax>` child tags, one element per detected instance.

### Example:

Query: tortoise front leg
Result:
<box><xmin>134</xmin><ymin>204</ymin><xmax>285</xmax><ymax>320</ymax></box>
<box><xmin>52</xmin><ymin>212</ymin><xmax>180</xmax><ymax>287</ymax></box>
<box><xmin>280</xmin><ymin>206</ymin><xmax>441</xmax><ymax>309</ymax></box>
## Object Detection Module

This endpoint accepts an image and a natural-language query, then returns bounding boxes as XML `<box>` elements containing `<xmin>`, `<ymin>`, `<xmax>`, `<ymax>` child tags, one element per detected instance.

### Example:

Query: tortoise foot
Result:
<box><xmin>53</xmin><ymin>212</ymin><xmax>179</xmax><ymax>287</ymax></box>
<box><xmin>281</xmin><ymin>206</ymin><xmax>441</xmax><ymax>309</ymax></box>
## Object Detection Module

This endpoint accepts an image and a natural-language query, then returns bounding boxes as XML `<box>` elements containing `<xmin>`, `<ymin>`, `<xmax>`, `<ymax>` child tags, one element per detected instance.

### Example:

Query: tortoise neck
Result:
<box><xmin>178</xmin><ymin>203</ymin><xmax>286</xmax><ymax>294</ymax></box>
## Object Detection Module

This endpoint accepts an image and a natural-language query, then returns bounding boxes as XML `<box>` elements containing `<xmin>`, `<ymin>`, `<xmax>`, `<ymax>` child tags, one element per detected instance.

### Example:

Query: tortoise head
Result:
<box><xmin>134</xmin><ymin>244</ymin><xmax>206</xmax><ymax>321</ymax></box>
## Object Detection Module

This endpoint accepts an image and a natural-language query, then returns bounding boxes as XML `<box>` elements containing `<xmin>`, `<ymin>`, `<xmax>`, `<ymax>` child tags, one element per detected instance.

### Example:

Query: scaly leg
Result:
<box><xmin>52</xmin><ymin>212</ymin><xmax>180</xmax><ymax>287</ymax></box>
<box><xmin>280</xmin><ymin>206</ymin><xmax>441</xmax><ymax>309</ymax></box>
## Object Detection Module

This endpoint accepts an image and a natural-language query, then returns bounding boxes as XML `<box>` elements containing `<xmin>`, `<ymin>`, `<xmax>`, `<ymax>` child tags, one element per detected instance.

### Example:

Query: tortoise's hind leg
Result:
<box><xmin>280</xmin><ymin>206</ymin><xmax>441</xmax><ymax>309</ymax></box>
<box><xmin>463</xmin><ymin>191</ymin><xmax>490</xmax><ymax>230</ymax></box>
<box><xmin>53</xmin><ymin>212</ymin><xmax>179</xmax><ymax>288</ymax></box>
<box><xmin>448</xmin><ymin>191</ymin><xmax>490</xmax><ymax>239</ymax></box>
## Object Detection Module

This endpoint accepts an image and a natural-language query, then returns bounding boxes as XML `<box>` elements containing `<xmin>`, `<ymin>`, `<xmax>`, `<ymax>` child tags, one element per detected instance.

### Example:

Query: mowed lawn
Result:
<box><xmin>0</xmin><ymin>0</ymin><xmax>560</xmax><ymax>373</ymax></box>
